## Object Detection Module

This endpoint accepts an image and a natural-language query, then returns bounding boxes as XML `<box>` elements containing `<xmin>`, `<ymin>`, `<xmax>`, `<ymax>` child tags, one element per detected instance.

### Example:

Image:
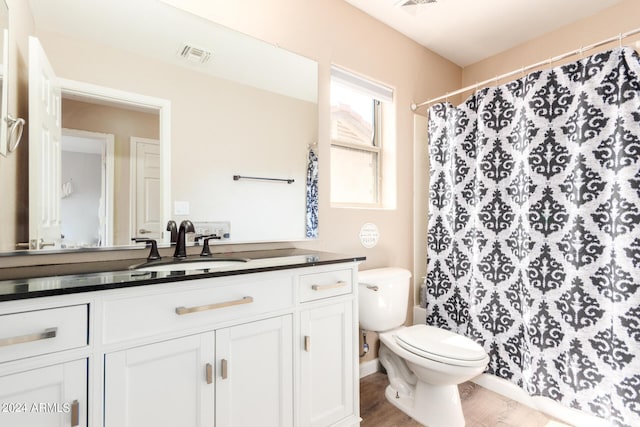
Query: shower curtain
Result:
<box><xmin>425</xmin><ymin>47</ymin><xmax>640</xmax><ymax>426</ymax></box>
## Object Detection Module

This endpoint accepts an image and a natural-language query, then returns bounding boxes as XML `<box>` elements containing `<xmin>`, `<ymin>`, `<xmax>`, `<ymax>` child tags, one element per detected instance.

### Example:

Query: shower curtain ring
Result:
<box><xmin>619</xmin><ymin>33</ymin><xmax>623</xmax><ymax>48</ymax></box>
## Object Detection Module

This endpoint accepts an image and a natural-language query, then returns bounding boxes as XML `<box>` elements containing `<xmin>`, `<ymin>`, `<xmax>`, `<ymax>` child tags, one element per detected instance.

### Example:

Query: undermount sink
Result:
<box><xmin>133</xmin><ymin>258</ymin><xmax>248</xmax><ymax>273</ymax></box>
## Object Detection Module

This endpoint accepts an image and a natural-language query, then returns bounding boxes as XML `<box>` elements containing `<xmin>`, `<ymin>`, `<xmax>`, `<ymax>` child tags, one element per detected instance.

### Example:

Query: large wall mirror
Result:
<box><xmin>4</xmin><ymin>0</ymin><xmax>318</xmax><ymax>253</ymax></box>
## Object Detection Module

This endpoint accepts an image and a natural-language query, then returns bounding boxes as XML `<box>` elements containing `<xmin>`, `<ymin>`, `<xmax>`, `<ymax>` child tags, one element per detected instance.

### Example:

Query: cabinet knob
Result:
<box><xmin>304</xmin><ymin>335</ymin><xmax>311</xmax><ymax>352</ymax></box>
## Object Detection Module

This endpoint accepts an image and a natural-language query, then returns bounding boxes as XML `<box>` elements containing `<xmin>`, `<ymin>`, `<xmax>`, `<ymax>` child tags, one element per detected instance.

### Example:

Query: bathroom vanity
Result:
<box><xmin>0</xmin><ymin>249</ymin><xmax>364</xmax><ymax>427</ymax></box>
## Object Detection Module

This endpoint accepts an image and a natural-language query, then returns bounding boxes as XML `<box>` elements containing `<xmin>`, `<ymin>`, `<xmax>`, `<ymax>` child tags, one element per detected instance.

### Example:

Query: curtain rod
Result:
<box><xmin>411</xmin><ymin>26</ymin><xmax>640</xmax><ymax>112</ymax></box>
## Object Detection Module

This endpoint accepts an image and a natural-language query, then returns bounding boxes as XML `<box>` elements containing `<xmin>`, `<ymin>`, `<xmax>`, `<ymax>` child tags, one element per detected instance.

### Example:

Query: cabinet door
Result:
<box><xmin>215</xmin><ymin>315</ymin><xmax>293</xmax><ymax>427</ymax></box>
<box><xmin>0</xmin><ymin>359</ymin><xmax>87</xmax><ymax>427</ymax></box>
<box><xmin>104</xmin><ymin>334</ymin><xmax>214</xmax><ymax>427</ymax></box>
<box><xmin>300</xmin><ymin>301</ymin><xmax>354</xmax><ymax>427</ymax></box>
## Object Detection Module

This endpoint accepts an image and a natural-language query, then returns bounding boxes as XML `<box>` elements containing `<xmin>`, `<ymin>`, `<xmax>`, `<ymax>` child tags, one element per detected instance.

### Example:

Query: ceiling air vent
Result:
<box><xmin>178</xmin><ymin>44</ymin><xmax>212</xmax><ymax>64</ymax></box>
<box><xmin>396</xmin><ymin>0</ymin><xmax>437</xmax><ymax>7</ymax></box>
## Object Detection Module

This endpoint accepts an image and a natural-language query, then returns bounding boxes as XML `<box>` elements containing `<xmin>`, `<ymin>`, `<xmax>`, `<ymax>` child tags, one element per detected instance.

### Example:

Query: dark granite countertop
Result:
<box><xmin>0</xmin><ymin>249</ymin><xmax>365</xmax><ymax>302</ymax></box>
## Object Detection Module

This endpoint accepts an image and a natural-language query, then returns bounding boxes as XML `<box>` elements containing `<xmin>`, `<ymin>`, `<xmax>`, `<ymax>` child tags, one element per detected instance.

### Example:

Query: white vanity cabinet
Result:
<box><xmin>215</xmin><ymin>315</ymin><xmax>293</xmax><ymax>427</ymax></box>
<box><xmin>298</xmin><ymin>269</ymin><xmax>356</xmax><ymax>427</ymax></box>
<box><xmin>0</xmin><ymin>304</ymin><xmax>90</xmax><ymax>427</ymax></box>
<box><xmin>0</xmin><ymin>257</ymin><xmax>361</xmax><ymax>427</ymax></box>
<box><xmin>0</xmin><ymin>359</ymin><xmax>87</xmax><ymax>427</ymax></box>
<box><xmin>104</xmin><ymin>333</ymin><xmax>215</xmax><ymax>427</ymax></box>
<box><xmin>103</xmin><ymin>315</ymin><xmax>293</xmax><ymax>427</ymax></box>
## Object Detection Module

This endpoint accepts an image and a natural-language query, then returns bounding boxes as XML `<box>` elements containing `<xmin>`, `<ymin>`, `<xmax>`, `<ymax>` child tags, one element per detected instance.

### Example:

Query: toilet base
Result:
<box><xmin>384</xmin><ymin>381</ymin><xmax>465</xmax><ymax>427</ymax></box>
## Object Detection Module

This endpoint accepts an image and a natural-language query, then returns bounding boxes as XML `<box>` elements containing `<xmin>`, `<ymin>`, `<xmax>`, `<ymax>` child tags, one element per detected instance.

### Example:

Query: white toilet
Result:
<box><xmin>359</xmin><ymin>268</ymin><xmax>489</xmax><ymax>427</ymax></box>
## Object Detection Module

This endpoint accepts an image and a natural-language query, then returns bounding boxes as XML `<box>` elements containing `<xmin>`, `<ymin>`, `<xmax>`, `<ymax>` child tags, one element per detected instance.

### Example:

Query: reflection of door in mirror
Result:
<box><xmin>28</xmin><ymin>36</ymin><xmax>61</xmax><ymax>250</ymax></box>
<box><xmin>130</xmin><ymin>137</ymin><xmax>161</xmax><ymax>242</ymax></box>
<box><xmin>60</xmin><ymin>129</ymin><xmax>115</xmax><ymax>248</ymax></box>
<box><xmin>60</xmin><ymin>96</ymin><xmax>161</xmax><ymax>247</ymax></box>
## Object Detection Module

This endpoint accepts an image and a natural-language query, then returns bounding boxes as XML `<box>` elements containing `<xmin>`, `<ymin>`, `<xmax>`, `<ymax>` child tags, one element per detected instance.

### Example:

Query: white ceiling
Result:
<box><xmin>344</xmin><ymin>0</ymin><xmax>625</xmax><ymax>67</ymax></box>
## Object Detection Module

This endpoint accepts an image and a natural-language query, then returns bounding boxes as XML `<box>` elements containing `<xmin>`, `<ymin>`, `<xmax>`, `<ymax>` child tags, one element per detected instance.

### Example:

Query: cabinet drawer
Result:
<box><xmin>103</xmin><ymin>277</ymin><xmax>293</xmax><ymax>344</ymax></box>
<box><xmin>299</xmin><ymin>269</ymin><xmax>352</xmax><ymax>302</ymax></box>
<box><xmin>0</xmin><ymin>305</ymin><xmax>89</xmax><ymax>363</ymax></box>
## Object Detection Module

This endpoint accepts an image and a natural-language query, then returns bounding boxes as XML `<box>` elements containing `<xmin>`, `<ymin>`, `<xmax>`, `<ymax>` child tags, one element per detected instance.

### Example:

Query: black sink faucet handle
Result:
<box><xmin>132</xmin><ymin>238</ymin><xmax>161</xmax><ymax>261</ymax></box>
<box><xmin>196</xmin><ymin>234</ymin><xmax>221</xmax><ymax>257</ymax></box>
<box><xmin>166</xmin><ymin>220</ymin><xmax>178</xmax><ymax>243</ymax></box>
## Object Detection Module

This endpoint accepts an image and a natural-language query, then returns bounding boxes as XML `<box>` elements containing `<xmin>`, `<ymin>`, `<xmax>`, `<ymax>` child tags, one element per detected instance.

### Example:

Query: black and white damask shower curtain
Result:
<box><xmin>425</xmin><ymin>47</ymin><xmax>640</xmax><ymax>426</ymax></box>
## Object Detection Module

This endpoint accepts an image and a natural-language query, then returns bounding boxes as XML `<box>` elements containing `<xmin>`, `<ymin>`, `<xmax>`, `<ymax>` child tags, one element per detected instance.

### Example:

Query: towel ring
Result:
<box><xmin>7</xmin><ymin>114</ymin><xmax>25</xmax><ymax>153</ymax></box>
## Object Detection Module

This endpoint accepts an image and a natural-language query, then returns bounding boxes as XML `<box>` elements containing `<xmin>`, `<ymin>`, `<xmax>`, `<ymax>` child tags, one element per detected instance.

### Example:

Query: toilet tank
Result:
<box><xmin>358</xmin><ymin>268</ymin><xmax>412</xmax><ymax>332</ymax></box>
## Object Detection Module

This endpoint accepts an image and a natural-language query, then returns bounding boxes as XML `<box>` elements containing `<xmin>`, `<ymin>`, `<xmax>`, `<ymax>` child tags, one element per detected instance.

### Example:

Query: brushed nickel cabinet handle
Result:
<box><xmin>221</xmin><ymin>359</ymin><xmax>228</xmax><ymax>379</ymax></box>
<box><xmin>175</xmin><ymin>296</ymin><xmax>254</xmax><ymax>315</ymax></box>
<box><xmin>311</xmin><ymin>281</ymin><xmax>347</xmax><ymax>291</ymax></box>
<box><xmin>70</xmin><ymin>399</ymin><xmax>79</xmax><ymax>426</ymax></box>
<box><xmin>206</xmin><ymin>363</ymin><xmax>213</xmax><ymax>385</ymax></box>
<box><xmin>138</xmin><ymin>228</ymin><xmax>152</xmax><ymax>234</ymax></box>
<box><xmin>0</xmin><ymin>327</ymin><xmax>58</xmax><ymax>347</ymax></box>
<box><xmin>304</xmin><ymin>335</ymin><xmax>311</xmax><ymax>352</ymax></box>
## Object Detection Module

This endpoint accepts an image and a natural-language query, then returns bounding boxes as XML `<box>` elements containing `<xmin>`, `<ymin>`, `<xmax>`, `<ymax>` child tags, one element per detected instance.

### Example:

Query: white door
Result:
<box><xmin>0</xmin><ymin>359</ymin><xmax>87</xmax><ymax>427</ymax></box>
<box><xmin>28</xmin><ymin>36</ymin><xmax>62</xmax><ymax>250</ymax></box>
<box><xmin>215</xmin><ymin>315</ymin><xmax>293</xmax><ymax>427</ymax></box>
<box><xmin>130</xmin><ymin>137</ymin><xmax>161</xmax><ymax>240</ymax></box>
<box><xmin>104</xmin><ymin>333</ymin><xmax>215</xmax><ymax>427</ymax></box>
<box><xmin>300</xmin><ymin>302</ymin><xmax>354</xmax><ymax>427</ymax></box>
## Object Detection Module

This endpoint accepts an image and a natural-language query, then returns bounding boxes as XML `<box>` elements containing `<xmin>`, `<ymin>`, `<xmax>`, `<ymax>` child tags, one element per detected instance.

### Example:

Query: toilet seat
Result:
<box><xmin>394</xmin><ymin>325</ymin><xmax>488</xmax><ymax>367</ymax></box>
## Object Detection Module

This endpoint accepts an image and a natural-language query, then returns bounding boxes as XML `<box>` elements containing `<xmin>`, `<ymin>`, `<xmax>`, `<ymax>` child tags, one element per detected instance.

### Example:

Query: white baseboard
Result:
<box><xmin>359</xmin><ymin>358</ymin><xmax>381</xmax><ymax>378</ymax></box>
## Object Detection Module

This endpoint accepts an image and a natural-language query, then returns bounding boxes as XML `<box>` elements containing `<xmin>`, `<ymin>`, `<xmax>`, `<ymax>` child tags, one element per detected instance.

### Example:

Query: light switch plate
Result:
<box><xmin>174</xmin><ymin>201</ymin><xmax>190</xmax><ymax>215</ymax></box>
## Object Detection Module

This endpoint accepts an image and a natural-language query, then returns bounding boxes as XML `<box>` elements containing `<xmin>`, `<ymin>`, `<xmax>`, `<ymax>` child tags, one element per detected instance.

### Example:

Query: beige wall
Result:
<box><xmin>462</xmin><ymin>0</ymin><xmax>640</xmax><ymax>87</ymax></box>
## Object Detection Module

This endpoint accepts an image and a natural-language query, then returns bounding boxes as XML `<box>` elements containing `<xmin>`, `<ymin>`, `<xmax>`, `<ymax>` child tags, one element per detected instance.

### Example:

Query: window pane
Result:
<box><xmin>330</xmin><ymin>145</ymin><xmax>377</xmax><ymax>204</ymax></box>
<box><xmin>330</xmin><ymin>82</ymin><xmax>374</xmax><ymax>146</ymax></box>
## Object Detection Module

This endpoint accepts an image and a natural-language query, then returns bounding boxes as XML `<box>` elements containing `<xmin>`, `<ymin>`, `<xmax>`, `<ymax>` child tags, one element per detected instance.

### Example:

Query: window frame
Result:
<box><xmin>330</xmin><ymin>67</ymin><xmax>391</xmax><ymax>208</ymax></box>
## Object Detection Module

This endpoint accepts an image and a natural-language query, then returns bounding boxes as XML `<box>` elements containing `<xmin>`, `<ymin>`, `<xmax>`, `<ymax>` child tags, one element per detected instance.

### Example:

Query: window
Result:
<box><xmin>330</xmin><ymin>66</ymin><xmax>393</xmax><ymax>207</ymax></box>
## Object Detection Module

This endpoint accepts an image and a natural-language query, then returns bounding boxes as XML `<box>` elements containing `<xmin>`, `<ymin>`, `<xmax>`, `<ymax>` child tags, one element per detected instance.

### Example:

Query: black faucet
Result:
<box><xmin>166</xmin><ymin>220</ymin><xmax>178</xmax><ymax>243</ymax></box>
<box><xmin>131</xmin><ymin>238</ymin><xmax>161</xmax><ymax>261</ymax></box>
<box><xmin>173</xmin><ymin>220</ymin><xmax>195</xmax><ymax>258</ymax></box>
<box><xmin>195</xmin><ymin>234</ymin><xmax>222</xmax><ymax>257</ymax></box>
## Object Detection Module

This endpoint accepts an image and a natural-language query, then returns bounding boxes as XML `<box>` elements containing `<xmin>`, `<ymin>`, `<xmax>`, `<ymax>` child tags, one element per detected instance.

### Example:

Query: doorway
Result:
<box><xmin>60</xmin><ymin>129</ymin><xmax>114</xmax><ymax>247</ymax></box>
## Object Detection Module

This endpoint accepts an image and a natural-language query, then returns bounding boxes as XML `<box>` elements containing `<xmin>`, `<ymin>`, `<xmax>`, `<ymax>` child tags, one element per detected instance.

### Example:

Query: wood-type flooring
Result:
<box><xmin>360</xmin><ymin>372</ymin><xmax>571</xmax><ymax>427</ymax></box>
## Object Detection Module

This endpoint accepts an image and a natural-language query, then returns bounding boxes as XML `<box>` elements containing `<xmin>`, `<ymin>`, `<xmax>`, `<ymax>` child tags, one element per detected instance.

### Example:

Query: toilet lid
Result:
<box><xmin>395</xmin><ymin>325</ymin><xmax>487</xmax><ymax>362</ymax></box>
